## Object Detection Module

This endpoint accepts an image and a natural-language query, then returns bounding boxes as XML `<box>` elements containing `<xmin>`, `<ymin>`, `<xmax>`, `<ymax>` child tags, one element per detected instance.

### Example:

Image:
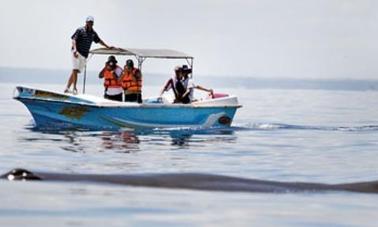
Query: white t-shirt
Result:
<box><xmin>106</xmin><ymin>66</ymin><xmax>123</xmax><ymax>96</ymax></box>
<box><xmin>182</xmin><ymin>78</ymin><xmax>195</xmax><ymax>101</ymax></box>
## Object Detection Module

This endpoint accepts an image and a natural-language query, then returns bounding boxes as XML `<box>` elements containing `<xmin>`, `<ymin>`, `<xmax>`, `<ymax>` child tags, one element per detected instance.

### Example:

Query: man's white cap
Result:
<box><xmin>86</xmin><ymin>16</ymin><xmax>94</xmax><ymax>22</ymax></box>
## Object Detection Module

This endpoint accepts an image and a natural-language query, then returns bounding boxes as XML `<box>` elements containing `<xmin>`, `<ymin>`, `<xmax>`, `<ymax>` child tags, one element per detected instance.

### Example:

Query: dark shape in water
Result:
<box><xmin>2</xmin><ymin>168</ymin><xmax>378</xmax><ymax>194</ymax></box>
<box><xmin>3</xmin><ymin>168</ymin><xmax>42</xmax><ymax>181</ymax></box>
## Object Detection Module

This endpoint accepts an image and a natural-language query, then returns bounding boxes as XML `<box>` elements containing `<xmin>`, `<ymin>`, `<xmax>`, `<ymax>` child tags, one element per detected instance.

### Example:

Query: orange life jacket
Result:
<box><xmin>103</xmin><ymin>69</ymin><xmax>121</xmax><ymax>88</ymax></box>
<box><xmin>121</xmin><ymin>68</ymin><xmax>142</xmax><ymax>92</ymax></box>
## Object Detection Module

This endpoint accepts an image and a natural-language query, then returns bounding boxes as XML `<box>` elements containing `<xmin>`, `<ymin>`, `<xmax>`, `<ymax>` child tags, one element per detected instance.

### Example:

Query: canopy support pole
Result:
<box><xmin>82</xmin><ymin>53</ymin><xmax>94</xmax><ymax>94</ymax></box>
<box><xmin>82</xmin><ymin>64</ymin><xmax>87</xmax><ymax>94</ymax></box>
<box><xmin>137</xmin><ymin>57</ymin><xmax>146</xmax><ymax>71</ymax></box>
<box><xmin>186</xmin><ymin>58</ymin><xmax>194</xmax><ymax>78</ymax></box>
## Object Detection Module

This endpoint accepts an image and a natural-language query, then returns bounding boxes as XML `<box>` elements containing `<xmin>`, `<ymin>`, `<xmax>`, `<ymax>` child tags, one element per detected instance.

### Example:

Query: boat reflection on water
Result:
<box><xmin>20</xmin><ymin>126</ymin><xmax>237</xmax><ymax>153</ymax></box>
<box><xmin>100</xmin><ymin>131</ymin><xmax>140</xmax><ymax>152</ymax></box>
<box><xmin>161</xmin><ymin>127</ymin><xmax>237</xmax><ymax>147</ymax></box>
<box><xmin>170</xmin><ymin>132</ymin><xmax>192</xmax><ymax>146</ymax></box>
<box><xmin>22</xmin><ymin>128</ymin><xmax>141</xmax><ymax>153</ymax></box>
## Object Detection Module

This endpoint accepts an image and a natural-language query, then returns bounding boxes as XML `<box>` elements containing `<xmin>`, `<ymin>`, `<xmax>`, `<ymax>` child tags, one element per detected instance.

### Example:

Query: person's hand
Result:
<box><xmin>73</xmin><ymin>51</ymin><xmax>79</xmax><ymax>58</ymax></box>
<box><xmin>209</xmin><ymin>89</ymin><xmax>214</xmax><ymax>95</ymax></box>
<box><xmin>108</xmin><ymin>46</ymin><xmax>115</xmax><ymax>49</ymax></box>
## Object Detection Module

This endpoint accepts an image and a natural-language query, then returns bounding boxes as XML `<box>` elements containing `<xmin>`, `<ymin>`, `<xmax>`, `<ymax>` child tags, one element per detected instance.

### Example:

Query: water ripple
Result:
<box><xmin>234</xmin><ymin>123</ymin><xmax>378</xmax><ymax>132</ymax></box>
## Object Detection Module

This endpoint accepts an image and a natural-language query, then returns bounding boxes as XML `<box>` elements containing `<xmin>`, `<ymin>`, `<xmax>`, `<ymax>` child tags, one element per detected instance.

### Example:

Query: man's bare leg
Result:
<box><xmin>72</xmin><ymin>69</ymin><xmax>79</xmax><ymax>94</ymax></box>
<box><xmin>65</xmin><ymin>69</ymin><xmax>79</xmax><ymax>93</ymax></box>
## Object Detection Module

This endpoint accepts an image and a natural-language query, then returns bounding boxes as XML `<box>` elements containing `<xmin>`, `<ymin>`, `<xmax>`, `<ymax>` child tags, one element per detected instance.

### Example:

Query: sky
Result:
<box><xmin>1</xmin><ymin>0</ymin><xmax>378</xmax><ymax>79</ymax></box>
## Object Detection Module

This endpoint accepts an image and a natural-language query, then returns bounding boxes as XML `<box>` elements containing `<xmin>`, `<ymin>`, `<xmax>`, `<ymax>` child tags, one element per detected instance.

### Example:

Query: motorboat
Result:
<box><xmin>13</xmin><ymin>48</ymin><xmax>242</xmax><ymax>130</ymax></box>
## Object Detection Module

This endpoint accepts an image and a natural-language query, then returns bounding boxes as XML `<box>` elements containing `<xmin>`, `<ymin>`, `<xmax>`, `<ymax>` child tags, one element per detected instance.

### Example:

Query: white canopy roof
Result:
<box><xmin>90</xmin><ymin>48</ymin><xmax>193</xmax><ymax>59</ymax></box>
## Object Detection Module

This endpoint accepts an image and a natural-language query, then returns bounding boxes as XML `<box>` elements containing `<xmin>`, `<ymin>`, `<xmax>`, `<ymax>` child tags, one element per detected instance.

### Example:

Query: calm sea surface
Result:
<box><xmin>0</xmin><ymin>79</ymin><xmax>377</xmax><ymax>226</ymax></box>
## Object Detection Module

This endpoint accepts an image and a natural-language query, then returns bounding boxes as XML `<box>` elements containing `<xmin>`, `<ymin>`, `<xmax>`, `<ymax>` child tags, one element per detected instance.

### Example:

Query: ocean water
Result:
<box><xmin>0</xmin><ymin>77</ymin><xmax>378</xmax><ymax>226</ymax></box>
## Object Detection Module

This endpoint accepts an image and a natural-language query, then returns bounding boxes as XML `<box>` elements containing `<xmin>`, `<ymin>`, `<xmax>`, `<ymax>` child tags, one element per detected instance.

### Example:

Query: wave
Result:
<box><xmin>26</xmin><ymin>121</ymin><xmax>378</xmax><ymax>136</ymax></box>
<box><xmin>233</xmin><ymin>123</ymin><xmax>378</xmax><ymax>132</ymax></box>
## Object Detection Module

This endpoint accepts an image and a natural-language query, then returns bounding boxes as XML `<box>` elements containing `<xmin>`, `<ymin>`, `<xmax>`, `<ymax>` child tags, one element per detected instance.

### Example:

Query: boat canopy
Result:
<box><xmin>89</xmin><ymin>47</ymin><xmax>194</xmax><ymax>71</ymax></box>
<box><xmin>82</xmin><ymin>47</ymin><xmax>194</xmax><ymax>93</ymax></box>
<box><xmin>90</xmin><ymin>47</ymin><xmax>193</xmax><ymax>60</ymax></box>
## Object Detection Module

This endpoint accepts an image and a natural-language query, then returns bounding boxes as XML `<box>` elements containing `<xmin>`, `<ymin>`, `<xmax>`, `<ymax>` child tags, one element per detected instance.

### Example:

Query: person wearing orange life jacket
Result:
<box><xmin>120</xmin><ymin>59</ymin><xmax>143</xmax><ymax>103</ymax></box>
<box><xmin>99</xmin><ymin>55</ymin><xmax>123</xmax><ymax>101</ymax></box>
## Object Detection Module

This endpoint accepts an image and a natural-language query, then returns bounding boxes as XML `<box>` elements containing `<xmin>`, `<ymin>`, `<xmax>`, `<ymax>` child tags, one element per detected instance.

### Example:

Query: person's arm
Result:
<box><xmin>72</xmin><ymin>39</ymin><xmax>79</xmax><ymax>58</ymax></box>
<box><xmin>71</xmin><ymin>29</ymin><xmax>80</xmax><ymax>58</ymax></box>
<box><xmin>181</xmin><ymin>79</ymin><xmax>195</xmax><ymax>98</ymax></box>
<box><xmin>94</xmin><ymin>31</ymin><xmax>114</xmax><ymax>49</ymax></box>
<box><xmin>98</xmin><ymin>65</ymin><xmax>106</xmax><ymax>78</ymax></box>
<box><xmin>135</xmin><ymin>69</ymin><xmax>142</xmax><ymax>80</ymax></box>
<box><xmin>195</xmin><ymin>85</ymin><xmax>213</xmax><ymax>95</ymax></box>
<box><xmin>111</xmin><ymin>69</ymin><xmax>119</xmax><ymax>79</ymax></box>
<box><xmin>99</xmin><ymin>40</ymin><xmax>113</xmax><ymax>49</ymax></box>
<box><xmin>160</xmin><ymin>79</ymin><xmax>172</xmax><ymax>96</ymax></box>
<box><xmin>182</xmin><ymin>88</ymin><xmax>192</xmax><ymax>98</ymax></box>
<box><xmin>118</xmin><ymin>71</ymin><xmax>125</xmax><ymax>84</ymax></box>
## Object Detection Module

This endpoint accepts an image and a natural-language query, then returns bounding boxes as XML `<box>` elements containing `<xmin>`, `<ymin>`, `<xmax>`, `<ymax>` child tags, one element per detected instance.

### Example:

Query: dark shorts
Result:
<box><xmin>124</xmin><ymin>93</ymin><xmax>142</xmax><ymax>103</ymax></box>
<box><xmin>104</xmin><ymin>93</ymin><xmax>123</xmax><ymax>102</ymax></box>
<box><xmin>174</xmin><ymin>96</ymin><xmax>190</xmax><ymax>104</ymax></box>
<box><xmin>180</xmin><ymin>94</ymin><xmax>191</xmax><ymax>104</ymax></box>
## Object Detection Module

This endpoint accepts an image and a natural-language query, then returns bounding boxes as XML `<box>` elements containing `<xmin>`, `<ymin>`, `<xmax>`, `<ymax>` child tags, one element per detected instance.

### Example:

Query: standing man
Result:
<box><xmin>65</xmin><ymin>16</ymin><xmax>113</xmax><ymax>94</ymax></box>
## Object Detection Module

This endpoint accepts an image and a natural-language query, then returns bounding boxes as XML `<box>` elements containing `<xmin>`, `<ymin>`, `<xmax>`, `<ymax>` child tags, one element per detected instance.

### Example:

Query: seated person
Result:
<box><xmin>160</xmin><ymin>66</ymin><xmax>186</xmax><ymax>103</ymax></box>
<box><xmin>98</xmin><ymin>56</ymin><xmax>123</xmax><ymax>101</ymax></box>
<box><xmin>120</xmin><ymin>59</ymin><xmax>143</xmax><ymax>103</ymax></box>
<box><xmin>180</xmin><ymin>65</ymin><xmax>213</xmax><ymax>103</ymax></box>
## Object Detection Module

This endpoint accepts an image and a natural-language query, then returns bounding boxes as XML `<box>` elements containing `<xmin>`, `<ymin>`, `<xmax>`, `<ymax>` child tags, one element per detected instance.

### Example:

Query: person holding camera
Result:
<box><xmin>120</xmin><ymin>59</ymin><xmax>143</xmax><ymax>103</ymax></box>
<box><xmin>99</xmin><ymin>55</ymin><xmax>123</xmax><ymax>101</ymax></box>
